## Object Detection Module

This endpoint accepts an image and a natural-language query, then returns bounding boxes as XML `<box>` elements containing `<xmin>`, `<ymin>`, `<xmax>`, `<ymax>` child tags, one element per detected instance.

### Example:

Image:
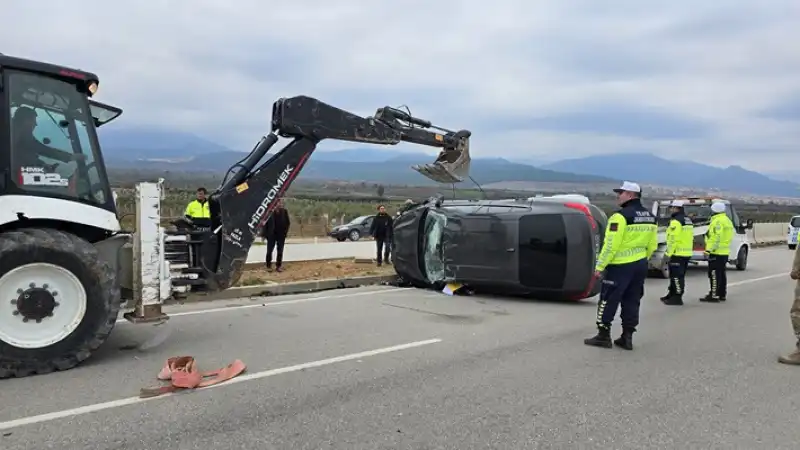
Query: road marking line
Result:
<box><xmin>116</xmin><ymin>287</ymin><xmax>412</xmax><ymax>323</ymax></box>
<box><xmin>0</xmin><ymin>338</ymin><xmax>442</xmax><ymax>431</ymax></box>
<box><xmin>728</xmin><ymin>273</ymin><xmax>788</xmax><ymax>287</ymax></box>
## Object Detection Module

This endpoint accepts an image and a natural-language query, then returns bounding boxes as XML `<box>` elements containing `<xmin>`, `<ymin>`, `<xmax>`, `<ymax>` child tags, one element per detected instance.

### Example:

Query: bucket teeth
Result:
<box><xmin>412</xmin><ymin>141</ymin><xmax>471</xmax><ymax>184</ymax></box>
<box><xmin>412</xmin><ymin>163</ymin><xmax>464</xmax><ymax>184</ymax></box>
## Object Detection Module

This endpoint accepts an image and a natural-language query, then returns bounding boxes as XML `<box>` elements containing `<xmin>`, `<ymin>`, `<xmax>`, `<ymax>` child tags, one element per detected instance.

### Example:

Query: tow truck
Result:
<box><xmin>0</xmin><ymin>53</ymin><xmax>472</xmax><ymax>379</ymax></box>
<box><xmin>647</xmin><ymin>197</ymin><xmax>754</xmax><ymax>278</ymax></box>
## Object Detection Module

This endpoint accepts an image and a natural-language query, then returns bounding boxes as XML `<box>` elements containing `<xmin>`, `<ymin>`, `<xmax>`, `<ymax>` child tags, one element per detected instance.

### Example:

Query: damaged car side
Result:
<box><xmin>391</xmin><ymin>195</ymin><xmax>608</xmax><ymax>301</ymax></box>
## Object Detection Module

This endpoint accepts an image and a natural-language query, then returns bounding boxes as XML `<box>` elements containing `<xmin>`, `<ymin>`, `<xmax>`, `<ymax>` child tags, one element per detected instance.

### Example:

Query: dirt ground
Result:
<box><xmin>237</xmin><ymin>258</ymin><xmax>395</xmax><ymax>286</ymax></box>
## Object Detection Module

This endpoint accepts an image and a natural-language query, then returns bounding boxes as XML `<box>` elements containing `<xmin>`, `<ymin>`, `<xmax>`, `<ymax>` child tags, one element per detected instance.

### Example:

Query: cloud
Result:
<box><xmin>2</xmin><ymin>0</ymin><xmax>800</xmax><ymax>171</ymax></box>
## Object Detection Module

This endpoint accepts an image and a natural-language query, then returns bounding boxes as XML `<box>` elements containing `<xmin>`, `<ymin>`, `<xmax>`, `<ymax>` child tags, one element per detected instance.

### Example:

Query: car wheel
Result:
<box><xmin>735</xmin><ymin>246</ymin><xmax>748</xmax><ymax>271</ymax></box>
<box><xmin>790</xmin><ymin>244</ymin><xmax>797</xmax><ymax>250</ymax></box>
<box><xmin>348</xmin><ymin>230</ymin><xmax>361</xmax><ymax>241</ymax></box>
<box><xmin>336</xmin><ymin>236</ymin><xmax>346</xmax><ymax>242</ymax></box>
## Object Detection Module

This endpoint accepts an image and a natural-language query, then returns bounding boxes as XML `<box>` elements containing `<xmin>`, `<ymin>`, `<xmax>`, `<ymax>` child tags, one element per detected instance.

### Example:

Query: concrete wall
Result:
<box><xmin>749</xmin><ymin>222</ymin><xmax>788</xmax><ymax>244</ymax></box>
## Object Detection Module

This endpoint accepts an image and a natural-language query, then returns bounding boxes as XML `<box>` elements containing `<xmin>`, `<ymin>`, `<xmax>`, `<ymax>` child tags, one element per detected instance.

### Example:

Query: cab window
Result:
<box><xmin>7</xmin><ymin>70</ymin><xmax>108</xmax><ymax>205</ymax></box>
<box><xmin>727</xmin><ymin>205</ymin><xmax>741</xmax><ymax>229</ymax></box>
<box><xmin>791</xmin><ymin>217</ymin><xmax>800</xmax><ymax>228</ymax></box>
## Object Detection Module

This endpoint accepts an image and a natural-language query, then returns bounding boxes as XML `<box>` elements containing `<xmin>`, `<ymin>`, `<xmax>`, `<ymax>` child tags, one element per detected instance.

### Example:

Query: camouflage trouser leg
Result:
<box><xmin>792</xmin><ymin>282</ymin><xmax>800</xmax><ymax>346</ymax></box>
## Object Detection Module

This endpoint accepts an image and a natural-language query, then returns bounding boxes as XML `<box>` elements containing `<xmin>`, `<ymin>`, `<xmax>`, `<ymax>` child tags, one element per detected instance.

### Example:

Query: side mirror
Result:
<box><xmin>745</xmin><ymin>219</ymin><xmax>754</xmax><ymax>229</ymax></box>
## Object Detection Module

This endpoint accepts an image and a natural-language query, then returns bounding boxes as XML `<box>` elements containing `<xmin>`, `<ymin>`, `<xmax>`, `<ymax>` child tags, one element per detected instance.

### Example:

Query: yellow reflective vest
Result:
<box><xmin>185</xmin><ymin>199</ymin><xmax>210</xmax><ymax>219</ymax></box>
<box><xmin>595</xmin><ymin>199</ymin><xmax>659</xmax><ymax>272</ymax></box>
<box><xmin>704</xmin><ymin>212</ymin><xmax>734</xmax><ymax>256</ymax></box>
<box><xmin>666</xmin><ymin>213</ymin><xmax>694</xmax><ymax>257</ymax></box>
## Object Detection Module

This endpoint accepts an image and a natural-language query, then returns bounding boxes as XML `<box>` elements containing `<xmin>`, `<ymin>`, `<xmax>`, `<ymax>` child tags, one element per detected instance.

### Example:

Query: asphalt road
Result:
<box><xmin>248</xmin><ymin>240</ymin><xmax>375</xmax><ymax>263</ymax></box>
<box><xmin>2</xmin><ymin>247</ymin><xmax>799</xmax><ymax>449</ymax></box>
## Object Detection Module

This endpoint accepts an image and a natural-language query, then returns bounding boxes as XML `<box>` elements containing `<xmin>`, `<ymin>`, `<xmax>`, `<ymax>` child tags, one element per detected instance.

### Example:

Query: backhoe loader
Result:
<box><xmin>0</xmin><ymin>53</ymin><xmax>472</xmax><ymax>379</ymax></box>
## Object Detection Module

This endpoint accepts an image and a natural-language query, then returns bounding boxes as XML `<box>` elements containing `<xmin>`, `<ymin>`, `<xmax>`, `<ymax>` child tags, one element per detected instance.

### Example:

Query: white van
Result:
<box><xmin>788</xmin><ymin>215</ymin><xmax>800</xmax><ymax>250</ymax></box>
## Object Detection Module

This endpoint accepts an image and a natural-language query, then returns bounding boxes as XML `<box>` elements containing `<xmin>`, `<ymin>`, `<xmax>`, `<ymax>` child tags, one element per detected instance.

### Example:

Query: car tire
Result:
<box><xmin>790</xmin><ymin>244</ymin><xmax>797</xmax><ymax>250</ymax></box>
<box><xmin>735</xmin><ymin>246</ymin><xmax>748</xmax><ymax>271</ymax></box>
<box><xmin>336</xmin><ymin>236</ymin><xmax>346</xmax><ymax>242</ymax></box>
<box><xmin>348</xmin><ymin>230</ymin><xmax>361</xmax><ymax>241</ymax></box>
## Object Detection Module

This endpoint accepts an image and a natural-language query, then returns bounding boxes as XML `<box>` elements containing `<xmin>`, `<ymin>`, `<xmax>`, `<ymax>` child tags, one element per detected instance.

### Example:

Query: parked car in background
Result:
<box><xmin>391</xmin><ymin>194</ymin><xmax>608</xmax><ymax>301</ymax></box>
<box><xmin>329</xmin><ymin>215</ymin><xmax>375</xmax><ymax>241</ymax></box>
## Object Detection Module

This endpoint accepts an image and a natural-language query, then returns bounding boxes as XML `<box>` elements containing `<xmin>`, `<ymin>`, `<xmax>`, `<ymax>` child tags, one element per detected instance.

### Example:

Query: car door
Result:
<box><xmin>360</xmin><ymin>215</ymin><xmax>374</xmax><ymax>237</ymax></box>
<box><xmin>726</xmin><ymin>204</ymin><xmax>745</xmax><ymax>255</ymax></box>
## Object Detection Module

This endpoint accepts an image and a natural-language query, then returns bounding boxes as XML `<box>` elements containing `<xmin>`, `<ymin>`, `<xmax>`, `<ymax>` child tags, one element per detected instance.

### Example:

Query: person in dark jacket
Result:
<box><xmin>370</xmin><ymin>205</ymin><xmax>393</xmax><ymax>266</ymax></box>
<box><xmin>261</xmin><ymin>199</ymin><xmax>291</xmax><ymax>271</ymax></box>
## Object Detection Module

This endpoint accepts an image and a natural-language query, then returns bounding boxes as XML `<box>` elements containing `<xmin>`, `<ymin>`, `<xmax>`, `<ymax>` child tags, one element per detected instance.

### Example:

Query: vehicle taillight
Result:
<box><xmin>564</xmin><ymin>202</ymin><xmax>596</xmax><ymax>230</ymax></box>
<box><xmin>564</xmin><ymin>202</ymin><xmax>598</xmax><ymax>300</ymax></box>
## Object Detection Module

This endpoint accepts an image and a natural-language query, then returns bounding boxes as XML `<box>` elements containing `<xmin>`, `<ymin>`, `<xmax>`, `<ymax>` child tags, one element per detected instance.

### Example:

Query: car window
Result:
<box><xmin>791</xmin><ymin>217</ymin><xmax>800</xmax><ymax>228</ymax></box>
<box><xmin>348</xmin><ymin>215</ymin><xmax>369</xmax><ymax>225</ymax></box>
<box><xmin>727</xmin><ymin>206</ymin><xmax>741</xmax><ymax>228</ymax></box>
<box><xmin>657</xmin><ymin>204</ymin><xmax>714</xmax><ymax>225</ymax></box>
<box><xmin>422</xmin><ymin>210</ymin><xmax>446</xmax><ymax>282</ymax></box>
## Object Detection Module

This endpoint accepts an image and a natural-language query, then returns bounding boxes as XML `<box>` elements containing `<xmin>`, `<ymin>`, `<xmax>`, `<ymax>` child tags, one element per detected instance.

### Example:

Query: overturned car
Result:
<box><xmin>391</xmin><ymin>195</ymin><xmax>608</xmax><ymax>301</ymax></box>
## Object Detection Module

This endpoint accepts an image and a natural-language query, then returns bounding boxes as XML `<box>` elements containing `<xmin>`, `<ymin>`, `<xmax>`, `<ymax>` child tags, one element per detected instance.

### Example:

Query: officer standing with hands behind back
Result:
<box><xmin>700</xmin><ymin>201</ymin><xmax>734</xmax><ymax>303</ymax></box>
<box><xmin>584</xmin><ymin>181</ymin><xmax>658</xmax><ymax>351</ymax></box>
<box><xmin>661</xmin><ymin>200</ymin><xmax>694</xmax><ymax>306</ymax></box>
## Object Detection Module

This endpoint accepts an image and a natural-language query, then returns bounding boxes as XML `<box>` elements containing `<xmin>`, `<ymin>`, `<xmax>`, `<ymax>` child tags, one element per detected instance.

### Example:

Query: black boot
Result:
<box><xmin>662</xmin><ymin>294</ymin><xmax>683</xmax><ymax>305</ymax></box>
<box><xmin>614</xmin><ymin>327</ymin><xmax>635</xmax><ymax>350</ymax></box>
<box><xmin>699</xmin><ymin>293</ymin><xmax>719</xmax><ymax>303</ymax></box>
<box><xmin>660</xmin><ymin>293</ymin><xmax>672</xmax><ymax>302</ymax></box>
<box><xmin>584</xmin><ymin>326</ymin><xmax>612</xmax><ymax>348</ymax></box>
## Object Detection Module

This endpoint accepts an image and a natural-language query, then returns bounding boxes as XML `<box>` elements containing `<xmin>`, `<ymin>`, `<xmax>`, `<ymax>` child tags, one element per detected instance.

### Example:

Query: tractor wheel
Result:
<box><xmin>0</xmin><ymin>228</ymin><xmax>119</xmax><ymax>379</ymax></box>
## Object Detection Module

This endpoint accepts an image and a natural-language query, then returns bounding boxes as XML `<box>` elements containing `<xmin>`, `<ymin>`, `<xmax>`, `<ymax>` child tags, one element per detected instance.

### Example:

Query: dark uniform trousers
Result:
<box><xmin>668</xmin><ymin>256</ymin><xmax>690</xmax><ymax>296</ymax></box>
<box><xmin>707</xmin><ymin>254</ymin><xmax>727</xmax><ymax>298</ymax></box>
<box><xmin>596</xmin><ymin>259</ymin><xmax>649</xmax><ymax>331</ymax></box>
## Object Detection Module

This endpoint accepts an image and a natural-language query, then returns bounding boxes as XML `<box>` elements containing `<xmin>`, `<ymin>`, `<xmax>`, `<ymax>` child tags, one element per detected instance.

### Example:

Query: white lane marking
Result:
<box><xmin>116</xmin><ymin>287</ymin><xmax>413</xmax><ymax>323</ymax></box>
<box><xmin>0</xmin><ymin>338</ymin><xmax>442</xmax><ymax>431</ymax></box>
<box><xmin>728</xmin><ymin>273</ymin><xmax>788</xmax><ymax>287</ymax></box>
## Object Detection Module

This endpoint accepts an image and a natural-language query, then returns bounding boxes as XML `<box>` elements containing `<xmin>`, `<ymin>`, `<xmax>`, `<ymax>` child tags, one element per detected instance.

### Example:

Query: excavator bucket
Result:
<box><xmin>411</xmin><ymin>136</ymin><xmax>471</xmax><ymax>184</ymax></box>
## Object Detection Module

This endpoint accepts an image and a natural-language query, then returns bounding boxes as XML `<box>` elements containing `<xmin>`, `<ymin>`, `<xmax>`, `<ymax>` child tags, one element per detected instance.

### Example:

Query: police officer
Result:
<box><xmin>184</xmin><ymin>187</ymin><xmax>212</xmax><ymax>228</ymax></box>
<box><xmin>699</xmin><ymin>201</ymin><xmax>733</xmax><ymax>303</ymax></box>
<box><xmin>584</xmin><ymin>181</ymin><xmax>658</xmax><ymax>350</ymax></box>
<box><xmin>660</xmin><ymin>200</ymin><xmax>694</xmax><ymax>306</ymax></box>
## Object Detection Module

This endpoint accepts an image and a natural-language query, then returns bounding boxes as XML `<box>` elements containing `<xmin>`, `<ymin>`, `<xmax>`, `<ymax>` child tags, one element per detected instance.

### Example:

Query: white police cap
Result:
<box><xmin>711</xmin><ymin>202</ymin><xmax>726</xmax><ymax>213</ymax></box>
<box><xmin>613</xmin><ymin>181</ymin><xmax>641</xmax><ymax>194</ymax></box>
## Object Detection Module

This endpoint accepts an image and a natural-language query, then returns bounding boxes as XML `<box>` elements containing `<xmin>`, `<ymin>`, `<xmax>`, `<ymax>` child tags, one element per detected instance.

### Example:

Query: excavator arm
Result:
<box><xmin>198</xmin><ymin>95</ymin><xmax>472</xmax><ymax>291</ymax></box>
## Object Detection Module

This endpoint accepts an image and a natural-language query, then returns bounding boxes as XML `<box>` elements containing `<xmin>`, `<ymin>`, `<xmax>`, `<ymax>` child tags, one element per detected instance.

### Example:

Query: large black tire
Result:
<box><xmin>0</xmin><ymin>228</ymin><xmax>119</xmax><ymax>379</ymax></box>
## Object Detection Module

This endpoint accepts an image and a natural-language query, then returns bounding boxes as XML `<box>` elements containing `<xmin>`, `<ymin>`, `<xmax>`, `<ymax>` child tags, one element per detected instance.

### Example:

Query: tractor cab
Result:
<box><xmin>0</xmin><ymin>54</ymin><xmax>120</xmax><ymax>225</ymax></box>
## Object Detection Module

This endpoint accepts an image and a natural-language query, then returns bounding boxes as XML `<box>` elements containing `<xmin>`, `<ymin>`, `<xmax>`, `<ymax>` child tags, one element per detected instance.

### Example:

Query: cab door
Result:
<box><xmin>726</xmin><ymin>204</ymin><xmax>746</xmax><ymax>255</ymax></box>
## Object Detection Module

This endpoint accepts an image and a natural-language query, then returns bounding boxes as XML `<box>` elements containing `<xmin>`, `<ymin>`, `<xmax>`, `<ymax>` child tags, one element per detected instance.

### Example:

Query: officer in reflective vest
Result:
<box><xmin>700</xmin><ymin>201</ymin><xmax>734</xmax><ymax>302</ymax></box>
<box><xmin>585</xmin><ymin>181</ymin><xmax>658</xmax><ymax>350</ymax></box>
<box><xmin>661</xmin><ymin>200</ymin><xmax>694</xmax><ymax>305</ymax></box>
<box><xmin>184</xmin><ymin>187</ymin><xmax>212</xmax><ymax>228</ymax></box>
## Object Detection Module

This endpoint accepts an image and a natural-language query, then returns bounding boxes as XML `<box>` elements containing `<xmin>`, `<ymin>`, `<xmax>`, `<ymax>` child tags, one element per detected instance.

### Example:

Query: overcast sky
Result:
<box><xmin>3</xmin><ymin>1</ymin><xmax>799</xmax><ymax>171</ymax></box>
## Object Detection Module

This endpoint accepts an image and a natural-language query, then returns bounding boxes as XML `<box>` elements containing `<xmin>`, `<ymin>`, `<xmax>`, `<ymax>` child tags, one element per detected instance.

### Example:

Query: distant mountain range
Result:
<box><xmin>540</xmin><ymin>153</ymin><xmax>800</xmax><ymax>198</ymax></box>
<box><xmin>97</xmin><ymin>127</ymin><xmax>800</xmax><ymax>197</ymax></box>
<box><xmin>97</xmin><ymin>128</ymin><xmax>615</xmax><ymax>186</ymax></box>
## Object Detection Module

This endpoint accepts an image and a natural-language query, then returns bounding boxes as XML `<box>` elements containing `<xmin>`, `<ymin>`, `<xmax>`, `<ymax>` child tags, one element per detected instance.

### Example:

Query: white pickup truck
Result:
<box><xmin>647</xmin><ymin>197</ymin><xmax>754</xmax><ymax>278</ymax></box>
